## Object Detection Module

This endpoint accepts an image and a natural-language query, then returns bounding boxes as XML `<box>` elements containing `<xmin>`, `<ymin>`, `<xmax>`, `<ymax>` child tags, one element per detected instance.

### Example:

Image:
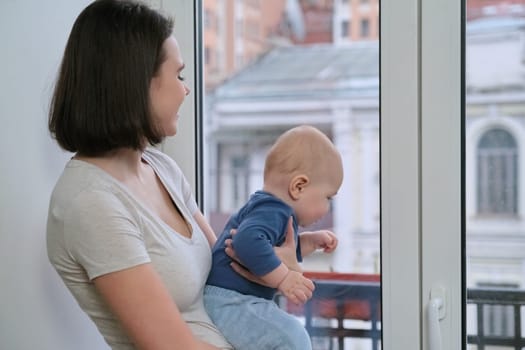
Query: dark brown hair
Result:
<box><xmin>49</xmin><ymin>0</ymin><xmax>174</xmax><ymax>156</ymax></box>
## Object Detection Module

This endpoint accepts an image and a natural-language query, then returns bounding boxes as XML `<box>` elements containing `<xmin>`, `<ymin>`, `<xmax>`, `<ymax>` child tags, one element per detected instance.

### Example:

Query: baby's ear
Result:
<box><xmin>289</xmin><ymin>174</ymin><xmax>309</xmax><ymax>200</ymax></box>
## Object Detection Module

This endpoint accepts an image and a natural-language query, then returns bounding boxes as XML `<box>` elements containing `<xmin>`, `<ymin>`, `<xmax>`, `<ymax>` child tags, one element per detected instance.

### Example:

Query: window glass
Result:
<box><xmin>202</xmin><ymin>0</ymin><xmax>380</xmax><ymax>348</ymax></box>
<box><xmin>465</xmin><ymin>0</ymin><xmax>525</xmax><ymax>348</ymax></box>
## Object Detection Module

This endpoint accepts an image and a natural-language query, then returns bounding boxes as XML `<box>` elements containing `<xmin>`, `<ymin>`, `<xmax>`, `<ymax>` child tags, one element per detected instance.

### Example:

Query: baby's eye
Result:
<box><xmin>178</xmin><ymin>75</ymin><xmax>185</xmax><ymax>81</ymax></box>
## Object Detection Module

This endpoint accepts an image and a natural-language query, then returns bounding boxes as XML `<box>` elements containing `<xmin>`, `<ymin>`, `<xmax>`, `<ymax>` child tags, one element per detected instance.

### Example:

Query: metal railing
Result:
<box><xmin>278</xmin><ymin>274</ymin><xmax>525</xmax><ymax>350</ymax></box>
<box><xmin>467</xmin><ymin>287</ymin><xmax>525</xmax><ymax>350</ymax></box>
<box><xmin>279</xmin><ymin>272</ymin><xmax>381</xmax><ymax>350</ymax></box>
<box><xmin>304</xmin><ymin>279</ymin><xmax>381</xmax><ymax>350</ymax></box>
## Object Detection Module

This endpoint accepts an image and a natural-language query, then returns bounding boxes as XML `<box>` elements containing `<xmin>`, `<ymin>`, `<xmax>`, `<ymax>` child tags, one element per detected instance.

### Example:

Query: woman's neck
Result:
<box><xmin>75</xmin><ymin>148</ymin><xmax>146</xmax><ymax>182</ymax></box>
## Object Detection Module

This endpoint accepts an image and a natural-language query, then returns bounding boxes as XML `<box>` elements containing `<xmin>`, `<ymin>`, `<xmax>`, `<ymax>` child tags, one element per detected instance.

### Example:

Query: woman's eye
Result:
<box><xmin>178</xmin><ymin>75</ymin><xmax>185</xmax><ymax>81</ymax></box>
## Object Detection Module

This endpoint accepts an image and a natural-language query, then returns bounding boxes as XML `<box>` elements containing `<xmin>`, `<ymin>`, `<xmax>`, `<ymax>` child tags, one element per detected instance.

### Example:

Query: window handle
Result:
<box><xmin>427</xmin><ymin>286</ymin><xmax>446</xmax><ymax>350</ymax></box>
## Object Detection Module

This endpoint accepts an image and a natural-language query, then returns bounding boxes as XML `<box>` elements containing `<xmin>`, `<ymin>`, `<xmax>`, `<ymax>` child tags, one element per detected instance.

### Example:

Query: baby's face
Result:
<box><xmin>294</xmin><ymin>167</ymin><xmax>343</xmax><ymax>227</ymax></box>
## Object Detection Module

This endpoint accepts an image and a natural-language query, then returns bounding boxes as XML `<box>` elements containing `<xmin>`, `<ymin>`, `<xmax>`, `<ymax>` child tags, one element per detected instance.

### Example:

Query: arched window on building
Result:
<box><xmin>477</xmin><ymin>128</ymin><xmax>518</xmax><ymax>216</ymax></box>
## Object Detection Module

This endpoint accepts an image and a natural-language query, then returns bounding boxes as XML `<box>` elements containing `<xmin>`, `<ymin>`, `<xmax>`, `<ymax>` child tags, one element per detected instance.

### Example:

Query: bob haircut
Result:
<box><xmin>49</xmin><ymin>0</ymin><xmax>174</xmax><ymax>156</ymax></box>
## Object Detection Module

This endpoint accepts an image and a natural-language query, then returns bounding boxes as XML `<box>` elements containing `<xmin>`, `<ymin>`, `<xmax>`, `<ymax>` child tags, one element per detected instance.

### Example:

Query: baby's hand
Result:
<box><xmin>277</xmin><ymin>271</ymin><xmax>314</xmax><ymax>305</ymax></box>
<box><xmin>299</xmin><ymin>230</ymin><xmax>338</xmax><ymax>256</ymax></box>
<box><xmin>313</xmin><ymin>230</ymin><xmax>338</xmax><ymax>253</ymax></box>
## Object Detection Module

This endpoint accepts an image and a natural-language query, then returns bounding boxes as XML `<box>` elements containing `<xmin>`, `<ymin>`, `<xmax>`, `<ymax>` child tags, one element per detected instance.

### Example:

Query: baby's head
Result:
<box><xmin>263</xmin><ymin>125</ymin><xmax>343</xmax><ymax>227</ymax></box>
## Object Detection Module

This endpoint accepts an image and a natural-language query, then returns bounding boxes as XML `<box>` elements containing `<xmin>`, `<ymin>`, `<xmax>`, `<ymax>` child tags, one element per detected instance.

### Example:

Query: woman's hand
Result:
<box><xmin>225</xmin><ymin>217</ymin><xmax>302</xmax><ymax>285</ymax></box>
<box><xmin>273</xmin><ymin>217</ymin><xmax>302</xmax><ymax>272</ymax></box>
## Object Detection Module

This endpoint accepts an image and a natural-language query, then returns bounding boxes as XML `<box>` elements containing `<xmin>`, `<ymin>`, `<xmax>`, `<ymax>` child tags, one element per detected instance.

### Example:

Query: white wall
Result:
<box><xmin>0</xmin><ymin>1</ymin><xmax>109</xmax><ymax>349</ymax></box>
<box><xmin>160</xmin><ymin>0</ymin><xmax>197</xmax><ymax>194</ymax></box>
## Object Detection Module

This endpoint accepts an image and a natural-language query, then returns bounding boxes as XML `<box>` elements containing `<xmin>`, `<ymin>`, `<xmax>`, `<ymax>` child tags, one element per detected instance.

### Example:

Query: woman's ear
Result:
<box><xmin>289</xmin><ymin>174</ymin><xmax>309</xmax><ymax>200</ymax></box>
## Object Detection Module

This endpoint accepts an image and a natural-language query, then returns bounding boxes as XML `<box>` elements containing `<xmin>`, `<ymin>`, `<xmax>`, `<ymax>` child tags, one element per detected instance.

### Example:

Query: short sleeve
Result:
<box><xmin>64</xmin><ymin>190</ymin><xmax>150</xmax><ymax>280</ymax></box>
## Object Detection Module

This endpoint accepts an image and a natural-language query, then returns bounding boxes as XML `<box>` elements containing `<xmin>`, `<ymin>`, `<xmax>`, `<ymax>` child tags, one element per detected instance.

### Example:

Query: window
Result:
<box><xmin>204</xmin><ymin>46</ymin><xmax>212</xmax><ymax>66</ymax></box>
<box><xmin>236</xmin><ymin>18</ymin><xmax>243</xmax><ymax>38</ymax></box>
<box><xmin>204</xmin><ymin>9</ymin><xmax>212</xmax><ymax>29</ymax></box>
<box><xmin>360</xmin><ymin>18</ymin><xmax>370</xmax><ymax>38</ymax></box>
<box><xmin>201</xmin><ymin>2</ymin><xmax>381</xmax><ymax>348</ymax></box>
<box><xmin>476</xmin><ymin>128</ymin><xmax>518</xmax><ymax>215</ymax></box>
<box><xmin>341</xmin><ymin>19</ymin><xmax>350</xmax><ymax>38</ymax></box>
<box><xmin>230</xmin><ymin>155</ymin><xmax>249</xmax><ymax>210</ymax></box>
<box><xmin>465</xmin><ymin>1</ymin><xmax>525</xmax><ymax>349</ymax></box>
<box><xmin>216</xmin><ymin>144</ymin><xmax>256</xmax><ymax>214</ymax></box>
<box><xmin>246</xmin><ymin>22</ymin><xmax>259</xmax><ymax>38</ymax></box>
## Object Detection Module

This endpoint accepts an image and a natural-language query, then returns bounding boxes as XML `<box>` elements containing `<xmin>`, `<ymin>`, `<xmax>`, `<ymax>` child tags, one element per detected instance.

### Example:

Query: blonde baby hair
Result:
<box><xmin>264</xmin><ymin>125</ymin><xmax>341</xmax><ymax>186</ymax></box>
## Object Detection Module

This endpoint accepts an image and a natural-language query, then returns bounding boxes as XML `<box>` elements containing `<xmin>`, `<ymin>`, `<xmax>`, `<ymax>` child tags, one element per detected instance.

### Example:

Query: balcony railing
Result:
<box><xmin>467</xmin><ymin>287</ymin><xmax>525</xmax><ymax>350</ymax></box>
<box><xmin>277</xmin><ymin>273</ymin><xmax>525</xmax><ymax>350</ymax></box>
<box><xmin>278</xmin><ymin>272</ymin><xmax>381</xmax><ymax>350</ymax></box>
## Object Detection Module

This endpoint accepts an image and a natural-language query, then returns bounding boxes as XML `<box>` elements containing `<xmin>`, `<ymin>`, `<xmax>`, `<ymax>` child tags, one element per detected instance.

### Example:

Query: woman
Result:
<box><xmin>46</xmin><ymin>1</ymin><xmax>312</xmax><ymax>349</ymax></box>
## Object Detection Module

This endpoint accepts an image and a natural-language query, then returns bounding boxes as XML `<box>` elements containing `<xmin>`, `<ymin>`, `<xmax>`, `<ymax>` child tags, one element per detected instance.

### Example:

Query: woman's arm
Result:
<box><xmin>94</xmin><ymin>263</ymin><xmax>219</xmax><ymax>350</ymax></box>
<box><xmin>193</xmin><ymin>210</ymin><xmax>218</xmax><ymax>247</ymax></box>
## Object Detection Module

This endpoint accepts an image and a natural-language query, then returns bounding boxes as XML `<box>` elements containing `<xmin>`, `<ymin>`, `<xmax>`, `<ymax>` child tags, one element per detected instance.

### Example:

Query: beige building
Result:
<box><xmin>334</xmin><ymin>0</ymin><xmax>379</xmax><ymax>43</ymax></box>
<box><xmin>203</xmin><ymin>0</ymin><xmax>287</xmax><ymax>89</ymax></box>
<box><xmin>204</xmin><ymin>15</ymin><xmax>525</xmax><ymax>283</ymax></box>
<box><xmin>203</xmin><ymin>0</ymin><xmax>382</xmax><ymax>89</ymax></box>
<box><xmin>467</xmin><ymin>0</ymin><xmax>525</xmax><ymax>20</ymax></box>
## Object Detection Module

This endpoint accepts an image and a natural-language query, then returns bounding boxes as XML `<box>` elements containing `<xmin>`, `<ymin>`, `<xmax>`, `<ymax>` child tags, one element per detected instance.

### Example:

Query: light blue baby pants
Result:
<box><xmin>204</xmin><ymin>285</ymin><xmax>312</xmax><ymax>350</ymax></box>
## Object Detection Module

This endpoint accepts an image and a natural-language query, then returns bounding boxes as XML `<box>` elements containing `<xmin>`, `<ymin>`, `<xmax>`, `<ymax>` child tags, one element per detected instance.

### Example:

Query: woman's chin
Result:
<box><xmin>164</xmin><ymin>121</ymin><xmax>179</xmax><ymax>137</ymax></box>
<box><xmin>165</xmin><ymin>128</ymin><xmax>178</xmax><ymax>137</ymax></box>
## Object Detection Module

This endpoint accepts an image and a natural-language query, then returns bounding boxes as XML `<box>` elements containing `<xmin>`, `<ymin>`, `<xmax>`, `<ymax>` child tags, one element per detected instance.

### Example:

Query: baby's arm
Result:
<box><xmin>231</xmin><ymin>217</ymin><xmax>314</xmax><ymax>304</ymax></box>
<box><xmin>299</xmin><ymin>230</ymin><xmax>338</xmax><ymax>257</ymax></box>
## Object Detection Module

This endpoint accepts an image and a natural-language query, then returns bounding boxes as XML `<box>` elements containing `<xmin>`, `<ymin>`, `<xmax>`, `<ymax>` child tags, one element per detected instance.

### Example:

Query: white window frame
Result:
<box><xmin>382</xmin><ymin>0</ymin><xmax>462</xmax><ymax>348</ymax></box>
<box><xmin>167</xmin><ymin>0</ymin><xmax>464</xmax><ymax>348</ymax></box>
<box><xmin>160</xmin><ymin>0</ymin><xmax>201</xmax><ymax>198</ymax></box>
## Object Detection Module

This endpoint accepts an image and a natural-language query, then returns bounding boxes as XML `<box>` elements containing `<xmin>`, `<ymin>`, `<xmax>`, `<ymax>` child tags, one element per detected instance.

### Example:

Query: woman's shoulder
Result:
<box><xmin>53</xmin><ymin>159</ymin><xmax>109</xmax><ymax>192</ymax></box>
<box><xmin>50</xmin><ymin>159</ymin><xmax>127</xmax><ymax>213</ymax></box>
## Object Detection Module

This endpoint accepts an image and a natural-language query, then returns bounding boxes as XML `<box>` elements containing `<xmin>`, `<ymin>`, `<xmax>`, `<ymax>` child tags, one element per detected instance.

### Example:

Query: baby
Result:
<box><xmin>204</xmin><ymin>125</ymin><xmax>344</xmax><ymax>350</ymax></box>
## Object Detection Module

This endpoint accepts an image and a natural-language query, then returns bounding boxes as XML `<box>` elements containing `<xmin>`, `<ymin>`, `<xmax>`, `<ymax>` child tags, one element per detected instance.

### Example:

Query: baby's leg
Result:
<box><xmin>204</xmin><ymin>285</ymin><xmax>312</xmax><ymax>350</ymax></box>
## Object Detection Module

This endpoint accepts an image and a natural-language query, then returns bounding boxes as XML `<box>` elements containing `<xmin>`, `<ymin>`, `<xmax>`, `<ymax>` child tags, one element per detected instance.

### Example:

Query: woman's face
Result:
<box><xmin>149</xmin><ymin>36</ymin><xmax>190</xmax><ymax>137</ymax></box>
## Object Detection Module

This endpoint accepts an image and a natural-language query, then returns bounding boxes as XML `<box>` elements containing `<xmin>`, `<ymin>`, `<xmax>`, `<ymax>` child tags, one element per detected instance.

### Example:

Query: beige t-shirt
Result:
<box><xmin>46</xmin><ymin>148</ymin><xmax>232</xmax><ymax>350</ymax></box>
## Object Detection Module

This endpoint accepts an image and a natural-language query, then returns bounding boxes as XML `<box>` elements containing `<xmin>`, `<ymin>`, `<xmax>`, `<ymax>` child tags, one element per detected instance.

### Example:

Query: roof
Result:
<box><xmin>466</xmin><ymin>16</ymin><xmax>525</xmax><ymax>34</ymax></box>
<box><xmin>214</xmin><ymin>42</ymin><xmax>379</xmax><ymax>102</ymax></box>
<box><xmin>212</xmin><ymin>17</ymin><xmax>525</xmax><ymax>103</ymax></box>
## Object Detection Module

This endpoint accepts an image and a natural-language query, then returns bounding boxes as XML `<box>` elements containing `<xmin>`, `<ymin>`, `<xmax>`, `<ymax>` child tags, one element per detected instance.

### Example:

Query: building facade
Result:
<box><xmin>203</xmin><ymin>18</ymin><xmax>525</xmax><ymax>292</ymax></box>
